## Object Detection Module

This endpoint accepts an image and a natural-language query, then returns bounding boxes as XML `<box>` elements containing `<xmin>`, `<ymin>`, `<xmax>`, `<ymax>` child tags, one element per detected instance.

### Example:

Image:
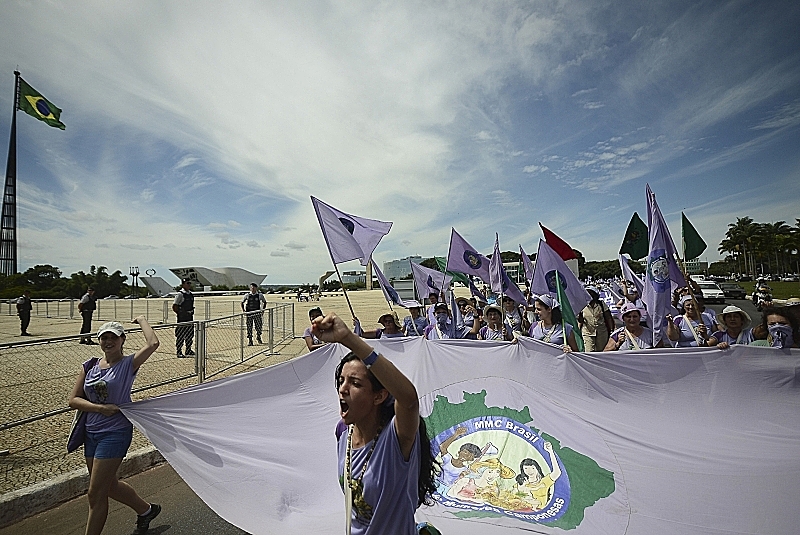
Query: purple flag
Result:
<box><xmin>445</xmin><ymin>228</ymin><xmax>491</xmax><ymax>284</ymax></box>
<box><xmin>371</xmin><ymin>260</ymin><xmax>418</xmax><ymax>308</ymax></box>
<box><xmin>530</xmin><ymin>239</ymin><xmax>591</xmax><ymax>313</ymax></box>
<box><xmin>410</xmin><ymin>261</ymin><xmax>452</xmax><ymax>301</ymax></box>
<box><xmin>489</xmin><ymin>234</ymin><xmax>527</xmax><ymax>304</ymax></box>
<box><xmin>311</xmin><ymin>196</ymin><xmax>392</xmax><ymax>266</ymax></box>
<box><xmin>467</xmin><ymin>277</ymin><xmax>486</xmax><ymax>300</ymax></box>
<box><xmin>519</xmin><ymin>245</ymin><xmax>535</xmax><ymax>285</ymax></box>
<box><xmin>618</xmin><ymin>254</ymin><xmax>645</xmax><ymax>296</ymax></box>
<box><xmin>642</xmin><ymin>184</ymin><xmax>687</xmax><ymax>346</ymax></box>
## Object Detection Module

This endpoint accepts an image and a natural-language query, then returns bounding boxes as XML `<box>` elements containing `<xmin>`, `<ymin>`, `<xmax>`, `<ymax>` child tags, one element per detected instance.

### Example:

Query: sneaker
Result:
<box><xmin>185</xmin><ymin>349</ymin><xmax>195</xmax><ymax>356</ymax></box>
<box><xmin>176</xmin><ymin>352</ymin><xmax>185</xmax><ymax>358</ymax></box>
<box><xmin>133</xmin><ymin>503</ymin><xmax>161</xmax><ymax>535</ymax></box>
<box><xmin>21</xmin><ymin>332</ymin><xmax>32</xmax><ymax>336</ymax></box>
<box><xmin>257</xmin><ymin>336</ymin><xmax>263</xmax><ymax>344</ymax></box>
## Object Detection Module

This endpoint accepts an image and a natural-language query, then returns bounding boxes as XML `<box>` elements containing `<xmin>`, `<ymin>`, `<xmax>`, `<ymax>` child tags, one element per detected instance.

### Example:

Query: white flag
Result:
<box><xmin>311</xmin><ymin>196</ymin><xmax>392</xmax><ymax>266</ymax></box>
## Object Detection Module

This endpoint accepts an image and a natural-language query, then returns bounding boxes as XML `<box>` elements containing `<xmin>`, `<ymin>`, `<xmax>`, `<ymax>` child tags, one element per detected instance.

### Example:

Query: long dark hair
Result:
<box><xmin>515</xmin><ymin>458</ymin><xmax>543</xmax><ymax>486</ymax></box>
<box><xmin>536</xmin><ymin>299</ymin><xmax>563</xmax><ymax>325</ymax></box>
<box><xmin>335</xmin><ymin>353</ymin><xmax>439</xmax><ymax>507</ymax></box>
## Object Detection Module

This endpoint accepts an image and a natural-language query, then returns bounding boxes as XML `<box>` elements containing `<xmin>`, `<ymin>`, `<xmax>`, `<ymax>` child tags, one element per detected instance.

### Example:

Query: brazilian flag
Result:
<box><xmin>17</xmin><ymin>78</ymin><xmax>65</xmax><ymax>130</ymax></box>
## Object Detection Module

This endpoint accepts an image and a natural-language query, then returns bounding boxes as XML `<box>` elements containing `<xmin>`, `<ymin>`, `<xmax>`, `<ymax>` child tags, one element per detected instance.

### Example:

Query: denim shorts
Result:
<box><xmin>84</xmin><ymin>427</ymin><xmax>133</xmax><ymax>459</ymax></box>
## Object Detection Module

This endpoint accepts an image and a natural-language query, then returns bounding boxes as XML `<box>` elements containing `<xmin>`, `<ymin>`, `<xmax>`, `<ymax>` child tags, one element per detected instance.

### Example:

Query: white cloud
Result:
<box><xmin>284</xmin><ymin>241</ymin><xmax>306</xmax><ymax>250</ymax></box>
<box><xmin>270</xmin><ymin>250</ymin><xmax>290</xmax><ymax>257</ymax></box>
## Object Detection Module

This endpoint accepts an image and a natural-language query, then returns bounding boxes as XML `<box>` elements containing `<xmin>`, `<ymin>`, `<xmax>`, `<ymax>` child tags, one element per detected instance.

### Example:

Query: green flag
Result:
<box><xmin>619</xmin><ymin>212</ymin><xmax>648</xmax><ymax>260</ymax></box>
<box><xmin>434</xmin><ymin>256</ymin><xmax>469</xmax><ymax>285</ymax></box>
<box><xmin>555</xmin><ymin>272</ymin><xmax>584</xmax><ymax>351</ymax></box>
<box><xmin>17</xmin><ymin>78</ymin><xmax>65</xmax><ymax>129</ymax></box>
<box><xmin>681</xmin><ymin>212</ymin><xmax>707</xmax><ymax>260</ymax></box>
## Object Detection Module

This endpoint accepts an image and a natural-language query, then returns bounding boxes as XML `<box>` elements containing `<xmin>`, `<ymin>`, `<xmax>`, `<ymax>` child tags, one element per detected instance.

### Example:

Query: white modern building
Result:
<box><xmin>169</xmin><ymin>267</ymin><xmax>267</xmax><ymax>289</ymax></box>
<box><xmin>383</xmin><ymin>256</ymin><xmax>423</xmax><ymax>280</ymax></box>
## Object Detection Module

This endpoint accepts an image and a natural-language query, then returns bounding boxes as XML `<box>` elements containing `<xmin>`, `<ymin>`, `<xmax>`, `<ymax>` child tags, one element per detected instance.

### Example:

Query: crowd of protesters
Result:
<box><xmin>303</xmin><ymin>280</ymin><xmax>800</xmax><ymax>353</ymax></box>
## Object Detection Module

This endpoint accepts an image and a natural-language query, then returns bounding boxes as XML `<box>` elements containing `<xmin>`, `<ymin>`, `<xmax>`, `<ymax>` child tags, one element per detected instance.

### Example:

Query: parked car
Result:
<box><xmin>782</xmin><ymin>275</ymin><xmax>799</xmax><ymax>282</ymax></box>
<box><xmin>103</xmin><ymin>295</ymin><xmax>119</xmax><ymax>300</ymax></box>
<box><xmin>696</xmin><ymin>281</ymin><xmax>726</xmax><ymax>304</ymax></box>
<box><xmin>718</xmin><ymin>282</ymin><xmax>747</xmax><ymax>300</ymax></box>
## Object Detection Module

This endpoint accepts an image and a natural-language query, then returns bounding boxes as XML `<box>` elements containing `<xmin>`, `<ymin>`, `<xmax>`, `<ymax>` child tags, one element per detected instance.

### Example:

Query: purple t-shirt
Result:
<box><xmin>673</xmin><ymin>315</ymin><xmax>714</xmax><ymax>347</ymax></box>
<box><xmin>83</xmin><ymin>355</ymin><xmax>137</xmax><ymax>433</ymax></box>
<box><xmin>710</xmin><ymin>328</ymin><xmax>754</xmax><ymax>346</ymax></box>
<box><xmin>529</xmin><ymin>321</ymin><xmax>573</xmax><ymax>346</ymax></box>
<box><xmin>337</xmin><ymin>417</ymin><xmax>420</xmax><ymax>535</ymax></box>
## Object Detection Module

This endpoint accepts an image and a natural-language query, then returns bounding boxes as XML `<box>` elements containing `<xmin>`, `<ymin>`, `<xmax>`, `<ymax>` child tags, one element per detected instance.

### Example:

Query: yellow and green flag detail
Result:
<box><xmin>17</xmin><ymin>78</ymin><xmax>65</xmax><ymax>130</ymax></box>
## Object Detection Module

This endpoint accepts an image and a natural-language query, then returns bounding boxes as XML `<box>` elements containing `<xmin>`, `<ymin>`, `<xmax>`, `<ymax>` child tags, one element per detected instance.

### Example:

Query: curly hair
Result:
<box><xmin>334</xmin><ymin>352</ymin><xmax>439</xmax><ymax>507</ymax></box>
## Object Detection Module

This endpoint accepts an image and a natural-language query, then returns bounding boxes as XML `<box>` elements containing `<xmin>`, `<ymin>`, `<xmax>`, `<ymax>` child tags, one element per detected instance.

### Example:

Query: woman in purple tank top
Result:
<box><xmin>68</xmin><ymin>316</ymin><xmax>160</xmax><ymax>535</ymax></box>
<box><xmin>312</xmin><ymin>312</ymin><xmax>439</xmax><ymax>534</ymax></box>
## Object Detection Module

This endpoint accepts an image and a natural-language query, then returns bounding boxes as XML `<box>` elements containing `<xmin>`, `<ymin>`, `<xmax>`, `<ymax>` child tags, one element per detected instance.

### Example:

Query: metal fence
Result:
<box><xmin>3</xmin><ymin>297</ymin><xmax>286</xmax><ymax>324</ymax></box>
<box><xmin>0</xmin><ymin>303</ymin><xmax>294</xmax><ymax>493</ymax></box>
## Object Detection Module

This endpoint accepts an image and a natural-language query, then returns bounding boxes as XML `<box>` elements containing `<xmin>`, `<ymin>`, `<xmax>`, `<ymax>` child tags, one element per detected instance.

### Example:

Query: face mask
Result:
<box><xmin>768</xmin><ymin>324</ymin><xmax>794</xmax><ymax>348</ymax></box>
<box><xmin>436</xmin><ymin>313</ymin><xmax>448</xmax><ymax>324</ymax></box>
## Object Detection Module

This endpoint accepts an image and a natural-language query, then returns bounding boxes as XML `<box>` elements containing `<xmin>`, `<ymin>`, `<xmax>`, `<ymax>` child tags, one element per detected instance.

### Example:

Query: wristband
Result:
<box><xmin>362</xmin><ymin>350</ymin><xmax>379</xmax><ymax>369</ymax></box>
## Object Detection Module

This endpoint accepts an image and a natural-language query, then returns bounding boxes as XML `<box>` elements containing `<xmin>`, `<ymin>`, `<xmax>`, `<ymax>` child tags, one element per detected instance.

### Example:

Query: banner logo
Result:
<box><xmin>647</xmin><ymin>249</ymin><xmax>670</xmax><ymax>293</ymax></box>
<box><xmin>424</xmin><ymin>388</ymin><xmax>619</xmax><ymax>530</ymax></box>
<box><xmin>464</xmin><ymin>251</ymin><xmax>482</xmax><ymax>270</ymax></box>
<box><xmin>433</xmin><ymin>417</ymin><xmax>571</xmax><ymax>523</ymax></box>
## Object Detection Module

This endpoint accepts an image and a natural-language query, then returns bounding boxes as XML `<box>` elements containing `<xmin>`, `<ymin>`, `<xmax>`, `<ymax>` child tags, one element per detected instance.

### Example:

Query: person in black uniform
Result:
<box><xmin>241</xmin><ymin>283</ymin><xmax>267</xmax><ymax>345</ymax></box>
<box><xmin>172</xmin><ymin>279</ymin><xmax>195</xmax><ymax>357</ymax></box>
<box><xmin>79</xmin><ymin>287</ymin><xmax>98</xmax><ymax>344</ymax></box>
<box><xmin>16</xmin><ymin>290</ymin><xmax>33</xmax><ymax>336</ymax></box>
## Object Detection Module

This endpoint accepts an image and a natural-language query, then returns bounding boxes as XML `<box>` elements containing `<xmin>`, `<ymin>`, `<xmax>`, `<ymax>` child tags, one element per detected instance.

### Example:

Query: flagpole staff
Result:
<box><xmin>329</xmin><ymin>260</ymin><xmax>356</xmax><ymax>319</ymax></box>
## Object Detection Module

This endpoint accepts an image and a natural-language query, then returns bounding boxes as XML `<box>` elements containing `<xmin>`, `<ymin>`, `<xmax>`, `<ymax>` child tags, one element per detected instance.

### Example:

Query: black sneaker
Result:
<box><xmin>257</xmin><ymin>337</ymin><xmax>263</xmax><ymax>344</ymax></box>
<box><xmin>176</xmin><ymin>352</ymin><xmax>185</xmax><ymax>358</ymax></box>
<box><xmin>133</xmin><ymin>503</ymin><xmax>161</xmax><ymax>534</ymax></box>
<box><xmin>185</xmin><ymin>349</ymin><xmax>195</xmax><ymax>356</ymax></box>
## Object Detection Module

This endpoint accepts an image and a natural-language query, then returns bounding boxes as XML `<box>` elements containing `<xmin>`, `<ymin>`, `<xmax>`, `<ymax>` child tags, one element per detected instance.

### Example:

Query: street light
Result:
<box><xmin>129</xmin><ymin>266</ymin><xmax>140</xmax><ymax>298</ymax></box>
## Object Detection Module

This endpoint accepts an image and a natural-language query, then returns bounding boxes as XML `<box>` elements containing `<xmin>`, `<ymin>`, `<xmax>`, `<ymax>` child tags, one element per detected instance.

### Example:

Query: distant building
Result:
<box><xmin>341</xmin><ymin>270</ymin><xmax>366</xmax><ymax>284</ymax></box>
<box><xmin>383</xmin><ymin>256</ymin><xmax>423</xmax><ymax>280</ymax></box>
<box><xmin>684</xmin><ymin>258</ymin><xmax>708</xmax><ymax>275</ymax></box>
<box><xmin>169</xmin><ymin>267</ymin><xmax>267</xmax><ymax>289</ymax></box>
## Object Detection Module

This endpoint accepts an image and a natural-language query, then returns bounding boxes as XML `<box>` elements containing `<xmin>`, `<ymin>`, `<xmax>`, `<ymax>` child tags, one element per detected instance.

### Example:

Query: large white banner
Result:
<box><xmin>122</xmin><ymin>340</ymin><xmax>800</xmax><ymax>535</ymax></box>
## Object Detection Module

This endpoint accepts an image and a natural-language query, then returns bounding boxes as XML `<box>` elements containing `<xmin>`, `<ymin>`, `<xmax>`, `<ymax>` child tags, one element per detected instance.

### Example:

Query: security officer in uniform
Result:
<box><xmin>16</xmin><ymin>290</ymin><xmax>33</xmax><ymax>336</ymax></box>
<box><xmin>241</xmin><ymin>283</ymin><xmax>267</xmax><ymax>345</ymax></box>
<box><xmin>173</xmin><ymin>279</ymin><xmax>195</xmax><ymax>357</ymax></box>
<box><xmin>78</xmin><ymin>287</ymin><xmax>97</xmax><ymax>344</ymax></box>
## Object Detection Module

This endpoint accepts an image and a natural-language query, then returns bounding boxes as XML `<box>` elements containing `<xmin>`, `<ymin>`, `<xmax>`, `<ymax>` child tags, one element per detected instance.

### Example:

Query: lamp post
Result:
<box><xmin>129</xmin><ymin>266</ymin><xmax>140</xmax><ymax>298</ymax></box>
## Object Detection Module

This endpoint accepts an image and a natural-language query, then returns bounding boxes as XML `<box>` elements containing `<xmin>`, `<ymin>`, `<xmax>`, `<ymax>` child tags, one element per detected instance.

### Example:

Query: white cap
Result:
<box><xmin>97</xmin><ymin>321</ymin><xmax>125</xmax><ymax>338</ymax></box>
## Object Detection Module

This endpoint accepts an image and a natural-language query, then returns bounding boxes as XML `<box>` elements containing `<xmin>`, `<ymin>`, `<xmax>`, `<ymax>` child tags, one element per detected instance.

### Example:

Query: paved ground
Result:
<box><xmin>0</xmin><ymin>462</ymin><xmax>249</xmax><ymax>535</ymax></box>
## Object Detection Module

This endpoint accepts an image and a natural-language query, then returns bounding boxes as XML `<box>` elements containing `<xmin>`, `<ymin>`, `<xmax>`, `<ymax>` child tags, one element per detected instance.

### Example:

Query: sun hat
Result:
<box><xmin>535</xmin><ymin>294</ymin><xmax>559</xmax><ymax>309</ymax></box>
<box><xmin>97</xmin><ymin>321</ymin><xmax>125</xmax><ymax>338</ymax></box>
<box><xmin>720</xmin><ymin>305</ymin><xmax>751</xmax><ymax>328</ymax></box>
<box><xmin>620</xmin><ymin>302</ymin><xmax>643</xmax><ymax>318</ymax></box>
<box><xmin>483</xmin><ymin>304</ymin><xmax>503</xmax><ymax>317</ymax></box>
<box><xmin>378</xmin><ymin>312</ymin><xmax>401</xmax><ymax>328</ymax></box>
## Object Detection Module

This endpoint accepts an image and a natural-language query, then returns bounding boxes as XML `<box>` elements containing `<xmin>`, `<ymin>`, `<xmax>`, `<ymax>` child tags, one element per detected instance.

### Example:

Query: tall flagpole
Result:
<box><xmin>1</xmin><ymin>70</ymin><xmax>20</xmax><ymax>276</ymax></box>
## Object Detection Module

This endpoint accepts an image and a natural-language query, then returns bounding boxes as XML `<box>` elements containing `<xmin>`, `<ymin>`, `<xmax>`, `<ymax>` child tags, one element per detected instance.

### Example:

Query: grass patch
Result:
<box><xmin>737</xmin><ymin>281</ymin><xmax>800</xmax><ymax>300</ymax></box>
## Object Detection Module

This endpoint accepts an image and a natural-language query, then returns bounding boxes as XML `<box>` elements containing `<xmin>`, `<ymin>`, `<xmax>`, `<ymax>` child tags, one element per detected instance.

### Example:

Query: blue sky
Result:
<box><xmin>1</xmin><ymin>1</ymin><xmax>798</xmax><ymax>285</ymax></box>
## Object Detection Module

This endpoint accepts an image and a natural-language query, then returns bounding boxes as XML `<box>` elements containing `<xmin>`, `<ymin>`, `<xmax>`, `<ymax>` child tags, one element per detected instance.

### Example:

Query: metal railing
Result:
<box><xmin>0</xmin><ymin>303</ymin><xmax>295</xmax><ymax>492</ymax></box>
<box><xmin>3</xmin><ymin>297</ymin><xmax>288</xmax><ymax>324</ymax></box>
